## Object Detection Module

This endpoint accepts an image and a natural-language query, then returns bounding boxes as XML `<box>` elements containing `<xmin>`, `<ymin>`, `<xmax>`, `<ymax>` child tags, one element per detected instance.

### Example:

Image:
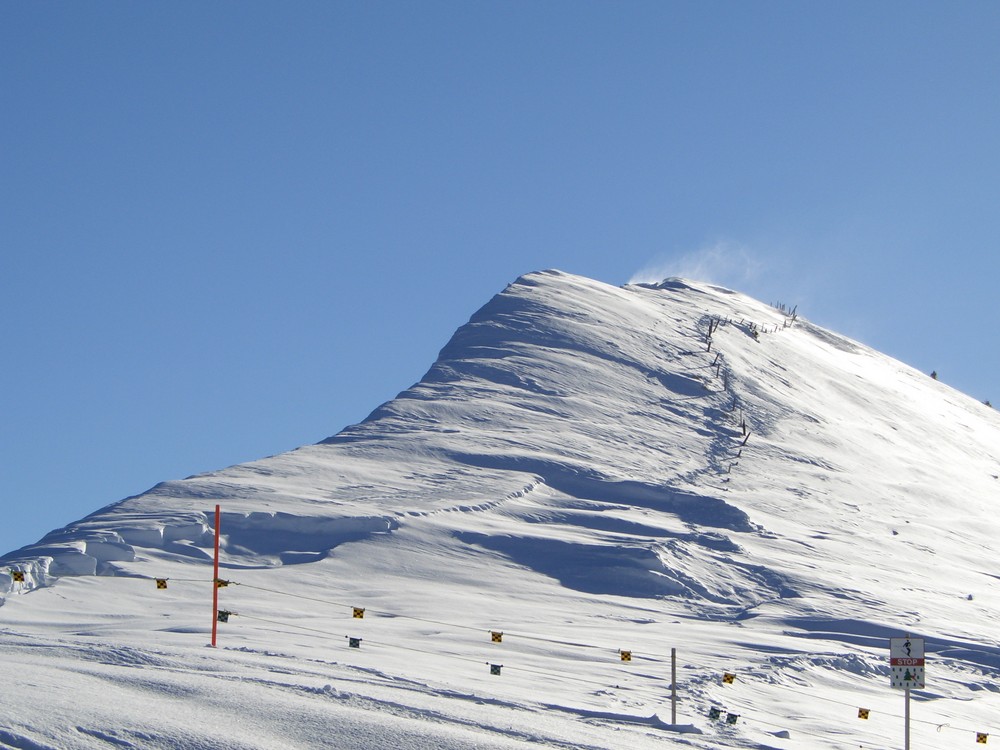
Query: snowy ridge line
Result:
<box><xmin>102</xmin><ymin>573</ymin><xmax>1000</xmax><ymax>741</ymax></box>
<box><xmin>705</xmin><ymin>314</ymin><xmax>791</xmax><ymax>335</ymax></box>
<box><xmin>695</xmin><ymin>312</ymin><xmax>761</xmax><ymax>481</ymax></box>
<box><xmin>700</xmin><ymin>310</ymin><xmax>792</xmax><ymax>352</ymax></box>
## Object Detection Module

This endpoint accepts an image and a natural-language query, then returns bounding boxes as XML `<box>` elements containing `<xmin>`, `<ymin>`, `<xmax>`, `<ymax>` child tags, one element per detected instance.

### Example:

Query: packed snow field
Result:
<box><xmin>3</xmin><ymin>271</ymin><xmax>1000</xmax><ymax>749</ymax></box>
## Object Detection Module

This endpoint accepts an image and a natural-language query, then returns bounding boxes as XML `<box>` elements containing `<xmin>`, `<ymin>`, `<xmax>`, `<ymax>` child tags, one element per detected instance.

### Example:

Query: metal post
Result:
<box><xmin>904</xmin><ymin>687</ymin><xmax>910</xmax><ymax>750</ymax></box>
<box><xmin>904</xmin><ymin>631</ymin><xmax>911</xmax><ymax>750</ymax></box>
<box><xmin>671</xmin><ymin>647</ymin><xmax>677</xmax><ymax>725</ymax></box>
<box><xmin>211</xmin><ymin>504</ymin><xmax>220</xmax><ymax>647</ymax></box>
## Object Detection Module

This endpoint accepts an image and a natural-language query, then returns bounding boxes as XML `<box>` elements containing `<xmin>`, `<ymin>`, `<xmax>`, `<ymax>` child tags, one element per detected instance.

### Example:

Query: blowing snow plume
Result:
<box><xmin>629</xmin><ymin>241</ymin><xmax>763</xmax><ymax>289</ymax></box>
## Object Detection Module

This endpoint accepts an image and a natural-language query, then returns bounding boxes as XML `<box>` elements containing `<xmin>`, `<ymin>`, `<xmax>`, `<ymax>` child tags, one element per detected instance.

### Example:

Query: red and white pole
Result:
<box><xmin>211</xmin><ymin>504</ymin><xmax>221</xmax><ymax>647</ymax></box>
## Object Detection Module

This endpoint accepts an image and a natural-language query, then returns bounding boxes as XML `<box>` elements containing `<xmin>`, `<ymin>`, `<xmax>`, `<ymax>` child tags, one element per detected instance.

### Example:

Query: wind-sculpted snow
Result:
<box><xmin>4</xmin><ymin>270</ymin><xmax>1000</xmax><ymax>748</ymax></box>
<box><xmin>220</xmin><ymin>512</ymin><xmax>398</xmax><ymax>565</ymax></box>
<box><xmin>455</xmin><ymin>531</ymin><xmax>797</xmax><ymax>605</ymax></box>
<box><xmin>440</xmin><ymin>451</ymin><xmax>755</xmax><ymax>532</ymax></box>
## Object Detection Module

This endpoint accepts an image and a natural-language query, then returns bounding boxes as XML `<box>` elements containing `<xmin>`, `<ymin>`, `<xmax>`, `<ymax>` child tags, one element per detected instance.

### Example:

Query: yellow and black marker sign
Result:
<box><xmin>977</xmin><ymin>733</ymin><xmax>989</xmax><ymax>745</ymax></box>
<box><xmin>352</xmin><ymin>607</ymin><xmax>365</xmax><ymax>619</ymax></box>
<box><xmin>155</xmin><ymin>579</ymin><xmax>168</xmax><ymax>589</ymax></box>
<box><xmin>215</xmin><ymin>579</ymin><xmax>230</xmax><ymax>588</ymax></box>
<box><xmin>11</xmin><ymin>570</ymin><xmax>25</xmax><ymax>582</ymax></box>
<box><xmin>619</xmin><ymin>650</ymin><xmax>632</xmax><ymax>662</ymax></box>
<box><xmin>491</xmin><ymin>631</ymin><xmax>503</xmax><ymax>643</ymax></box>
<box><xmin>722</xmin><ymin>672</ymin><xmax>736</xmax><ymax>684</ymax></box>
<box><xmin>858</xmin><ymin>708</ymin><xmax>870</xmax><ymax>720</ymax></box>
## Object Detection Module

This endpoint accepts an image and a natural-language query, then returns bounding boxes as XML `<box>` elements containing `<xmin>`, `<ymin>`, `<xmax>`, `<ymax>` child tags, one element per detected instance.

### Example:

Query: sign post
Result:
<box><xmin>890</xmin><ymin>636</ymin><xmax>925</xmax><ymax>750</ymax></box>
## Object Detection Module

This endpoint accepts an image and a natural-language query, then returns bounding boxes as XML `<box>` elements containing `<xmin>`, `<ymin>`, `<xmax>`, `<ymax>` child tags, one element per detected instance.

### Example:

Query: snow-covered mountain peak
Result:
<box><xmin>6</xmin><ymin>270</ymin><xmax>999</xmax><ymax>608</ymax></box>
<box><xmin>3</xmin><ymin>270</ymin><xmax>1000</xmax><ymax>749</ymax></box>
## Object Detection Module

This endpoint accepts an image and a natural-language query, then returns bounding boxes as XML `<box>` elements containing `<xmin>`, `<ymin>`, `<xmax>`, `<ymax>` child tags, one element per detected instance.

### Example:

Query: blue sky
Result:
<box><xmin>3</xmin><ymin>1</ymin><xmax>999</xmax><ymax>556</ymax></box>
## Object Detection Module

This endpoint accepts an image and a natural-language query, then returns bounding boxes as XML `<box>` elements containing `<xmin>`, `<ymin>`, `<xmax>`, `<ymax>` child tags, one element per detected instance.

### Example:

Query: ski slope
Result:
<box><xmin>2</xmin><ymin>270</ymin><xmax>1000</xmax><ymax>749</ymax></box>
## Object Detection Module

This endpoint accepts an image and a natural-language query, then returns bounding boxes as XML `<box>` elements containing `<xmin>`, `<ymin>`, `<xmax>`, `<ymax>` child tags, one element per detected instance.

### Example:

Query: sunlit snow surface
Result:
<box><xmin>3</xmin><ymin>271</ymin><xmax>1000</xmax><ymax>749</ymax></box>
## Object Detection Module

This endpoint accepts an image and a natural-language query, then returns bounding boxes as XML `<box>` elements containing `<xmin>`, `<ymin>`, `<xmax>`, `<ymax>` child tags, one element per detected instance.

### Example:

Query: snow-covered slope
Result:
<box><xmin>3</xmin><ymin>270</ymin><xmax>1000</xmax><ymax>749</ymax></box>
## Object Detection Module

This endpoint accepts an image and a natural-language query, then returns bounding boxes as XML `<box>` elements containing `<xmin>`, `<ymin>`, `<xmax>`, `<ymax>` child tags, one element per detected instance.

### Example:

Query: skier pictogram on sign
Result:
<box><xmin>889</xmin><ymin>637</ymin><xmax>925</xmax><ymax>689</ymax></box>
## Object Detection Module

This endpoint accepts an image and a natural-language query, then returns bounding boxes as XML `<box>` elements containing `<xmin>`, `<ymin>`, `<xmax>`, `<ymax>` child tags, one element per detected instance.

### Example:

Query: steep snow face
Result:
<box><xmin>3</xmin><ymin>270</ymin><xmax>1000</xmax><ymax>749</ymax></box>
<box><xmin>5</xmin><ymin>269</ymin><xmax>1000</xmax><ymax>620</ymax></box>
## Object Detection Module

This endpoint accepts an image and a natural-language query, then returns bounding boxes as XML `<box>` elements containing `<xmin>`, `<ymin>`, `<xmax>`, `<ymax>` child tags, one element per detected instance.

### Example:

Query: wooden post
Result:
<box><xmin>211</xmin><ymin>504</ymin><xmax>220</xmax><ymax>647</ymax></box>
